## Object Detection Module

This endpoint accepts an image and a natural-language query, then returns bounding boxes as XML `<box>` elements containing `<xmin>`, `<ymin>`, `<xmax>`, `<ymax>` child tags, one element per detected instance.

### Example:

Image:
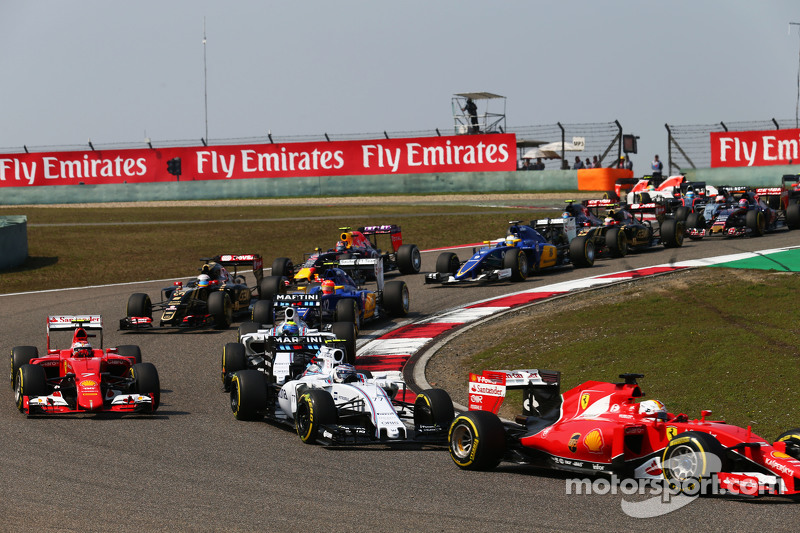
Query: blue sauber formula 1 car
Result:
<box><xmin>425</xmin><ymin>219</ymin><xmax>595</xmax><ymax>285</ymax></box>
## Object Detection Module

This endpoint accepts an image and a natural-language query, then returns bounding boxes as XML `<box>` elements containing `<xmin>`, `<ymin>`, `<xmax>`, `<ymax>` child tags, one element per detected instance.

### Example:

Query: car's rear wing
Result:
<box><xmin>531</xmin><ymin>217</ymin><xmax>577</xmax><ymax>242</ymax></box>
<box><xmin>337</xmin><ymin>257</ymin><xmax>385</xmax><ymax>291</ymax></box>
<box><xmin>212</xmin><ymin>254</ymin><xmax>264</xmax><ymax>285</ymax></box>
<box><xmin>47</xmin><ymin>315</ymin><xmax>103</xmax><ymax>351</ymax></box>
<box><xmin>274</xmin><ymin>293</ymin><xmax>322</xmax><ymax>308</ymax></box>
<box><xmin>358</xmin><ymin>224</ymin><xmax>403</xmax><ymax>252</ymax></box>
<box><xmin>626</xmin><ymin>202</ymin><xmax>667</xmax><ymax>221</ymax></box>
<box><xmin>468</xmin><ymin>369</ymin><xmax>560</xmax><ymax>417</ymax></box>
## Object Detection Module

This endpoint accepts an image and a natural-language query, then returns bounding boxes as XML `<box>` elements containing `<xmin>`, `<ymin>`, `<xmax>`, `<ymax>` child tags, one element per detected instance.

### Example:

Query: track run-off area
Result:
<box><xmin>2</xmin><ymin>225</ymin><xmax>800</xmax><ymax>531</ymax></box>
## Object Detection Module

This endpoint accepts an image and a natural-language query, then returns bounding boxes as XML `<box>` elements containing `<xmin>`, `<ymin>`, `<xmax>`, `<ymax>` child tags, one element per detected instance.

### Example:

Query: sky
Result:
<box><xmin>1</xmin><ymin>0</ymin><xmax>799</xmax><ymax>171</ymax></box>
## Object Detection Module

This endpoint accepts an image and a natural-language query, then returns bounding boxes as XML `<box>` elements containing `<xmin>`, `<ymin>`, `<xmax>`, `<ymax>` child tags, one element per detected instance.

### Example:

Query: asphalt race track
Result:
<box><xmin>2</xmin><ymin>228</ymin><xmax>800</xmax><ymax>531</ymax></box>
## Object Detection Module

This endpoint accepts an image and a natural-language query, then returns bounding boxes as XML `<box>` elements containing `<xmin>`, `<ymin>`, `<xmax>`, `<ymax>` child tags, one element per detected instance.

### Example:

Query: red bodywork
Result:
<box><xmin>468</xmin><ymin>371</ymin><xmax>800</xmax><ymax>496</ymax></box>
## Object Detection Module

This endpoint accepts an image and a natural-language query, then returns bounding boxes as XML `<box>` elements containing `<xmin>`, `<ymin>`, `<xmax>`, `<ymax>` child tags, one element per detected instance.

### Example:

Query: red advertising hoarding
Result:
<box><xmin>710</xmin><ymin>128</ymin><xmax>800</xmax><ymax>167</ymax></box>
<box><xmin>0</xmin><ymin>134</ymin><xmax>516</xmax><ymax>188</ymax></box>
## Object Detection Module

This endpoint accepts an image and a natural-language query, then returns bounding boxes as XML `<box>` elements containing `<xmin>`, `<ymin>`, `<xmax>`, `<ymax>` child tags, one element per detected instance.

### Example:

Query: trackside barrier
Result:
<box><xmin>0</xmin><ymin>216</ymin><xmax>28</xmax><ymax>270</ymax></box>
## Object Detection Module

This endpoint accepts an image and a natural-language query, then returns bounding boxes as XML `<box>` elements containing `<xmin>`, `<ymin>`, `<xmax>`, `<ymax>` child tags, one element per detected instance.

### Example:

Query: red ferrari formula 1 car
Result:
<box><xmin>448</xmin><ymin>371</ymin><xmax>800</xmax><ymax>497</ymax></box>
<box><xmin>11</xmin><ymin>315</ymin><xmax>160</xmax><ymax>416</ymax></box>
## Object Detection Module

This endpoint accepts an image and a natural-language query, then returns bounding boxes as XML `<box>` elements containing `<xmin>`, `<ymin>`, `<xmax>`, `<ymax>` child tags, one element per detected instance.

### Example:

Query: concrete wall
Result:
<box><xmin>0</xmin><ymin>216</ymin><xmax>28</xmax><ymax>270</ymax></box>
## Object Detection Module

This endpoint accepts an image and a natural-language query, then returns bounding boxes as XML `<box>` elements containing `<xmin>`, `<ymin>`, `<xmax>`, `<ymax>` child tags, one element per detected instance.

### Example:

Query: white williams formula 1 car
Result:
<box><xmin>228</xmin><ymin>345</ymin><xmax>454</xmax><ymax>445</ymax></box>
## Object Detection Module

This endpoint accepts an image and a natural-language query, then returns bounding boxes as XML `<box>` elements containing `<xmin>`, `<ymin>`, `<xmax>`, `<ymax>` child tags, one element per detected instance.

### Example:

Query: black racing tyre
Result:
<box><xmin>603</xmin><ymin>190</ymin><xmax>619</xmax><ymax>201</ymax></box>
<box><xmin>436</xmin><ymin>252</ymin><xmax>460</xmax><ymax>274</ymax></box>
<box><xmin>674</xmin><ymin>206</ymin><xmax>690</xmax><ymax>222</ymax></box>
<box><xmin>128</xmin><ymin>362</ymin><xmax>161</xmax><ymax>411</ymax></box>
<box><xmin>259</xmin><ymin>275</ymin><xmax>285</xmax><ymax>301</ymax></box>
<box><xmin>449</xmin><ymin>410</ymin><xmax>506</xmax><ymax>471</ymax></box>
<box><xmin>503</xmin><ymin>247</ymin><xmax>528</xmax><ymax>282</ymax></box>
<box><xmin>746</xmin><ymin>210</ymin><xmax>765</xmax><ymax>236</ymax></box>
<box><xmin>271</xmin><ymin>257</ymin><xmax>294</xmax><ymax>279</ymax></box>
<box><xmin>251</xmin><ymin>299</ymin><xmax>274</xmax><ymax>326</ymax></box>
<box><xmin>660</xmin><ymin>218</ymin><xmax>684</xmax><ymax>248</ymax></box>
<box><xmin>787</xmin><ymin>202</ymin><xmax>800</xmax><ymax>230</ymax></box>
<box><xmin>686</xmin><ymin>212</ymin><xmax>705</xmax><ymax>230</ymax></box>
<box><xmin>221</xmin><ymin>343</ymin><xmax>248</xmax><ymax>392</ymax></box>
<box><xmin>383</xmin><ymin>280</ymin><xmax>410</xmax><ymax>317</ymax></box>
<box><xmin>776</xmin><ymin>428</ymin><xmax>800</xmax><ymax>460</ymax></box>
<box><xmin>11</xmin><ymin>346</ymin><xmax>38</xmax><ymax>389</ymax></box>
<box><xmin>331</xmin><ymin>322</ymin><xmax>358</xmax><ymax>365</ymax></box>
<box><xmin>335</xmin><ymin>298</ymin><xmax>360</xmax><ymax>332</ymax></box>
<box><xmin>414</xmin><ymin>389</ymin><xmax>455</xmax><ymax>433</ymax></box>
<box><xmin>295</xmin><ymin>388</ymin><xmax>338</xmax><ymax>444</ymax></box>
<box><xmin>397</xmin><ymin>244</ymin><xmax>422</xmax><ymax>274</ymax></box>
<box><xmin>15</xmin><ymin>364</ymin><xmax>49</xmax><ymax>413</ymax></box>
<box><xmin>606</xmin><ymin>227</ymin><xmax>628</xmax><ymax>257</ymax></box>
<box><xmin>237</xmin><ymin>320</ymin><xmax>261</xmax><ymax>341</ymax></box>
<box><xmin>569</xmin><ymin>235</ymin><xmax>595</xmax><ymax>268</ymax></box>
<box><xmin>635</xmin><ymin>192</ymin><xmax>652</xmax><ymax>203</ymax></box>
<box><xmin>662</xmin><ymin>431</ymin><xmax>726</xmax><ymax>495</ymax></box>
<box><xmin>208</xmin><ymin>291</ymin><xmax>233</xmax><ymax>329</ymax></box>
<box><xmin>115</xmin><ymin>345</ymin><xmax>142</xmax><ymax>365</ymax></box>
<box><xmin>126</xmin><ymin>293</ymin><xmax>152</xmax><ymax>318</ymax></box>
<box><xmin>230</xmin><ymin>369</ymin><xmax>267</xmax><ymax>421</ymax></box>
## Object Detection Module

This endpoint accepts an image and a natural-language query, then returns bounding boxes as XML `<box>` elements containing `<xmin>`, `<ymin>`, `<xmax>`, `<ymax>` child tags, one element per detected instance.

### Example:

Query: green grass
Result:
<box><xmin>464</xmin><ymin>269</ymin><xmax>800</xmax><ymax>440</ymax></box>
<box><xmin>1</xmin><ymin>204</ymin><xmax>560</xmax><ymax>293</ymax></box>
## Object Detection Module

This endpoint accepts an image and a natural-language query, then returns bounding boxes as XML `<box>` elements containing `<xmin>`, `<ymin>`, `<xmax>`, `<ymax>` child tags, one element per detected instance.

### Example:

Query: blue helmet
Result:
<box><xmin>282</xmin><ymin>321</ymin><xmax>299</xmax><ymax>336</ymax></box>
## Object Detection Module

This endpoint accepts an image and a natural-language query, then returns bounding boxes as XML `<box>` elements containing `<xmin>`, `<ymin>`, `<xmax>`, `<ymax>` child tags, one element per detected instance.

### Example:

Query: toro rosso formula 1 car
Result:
<box><xmin>271</xmin><ymin>224</ymin><xmax>421</xmax><ymax>285</ymax></box>
<box><xmin>426</xmin><ymin>218</ymin><xmax>596</xmax><ymax>284</ymax></box>
<box><xmin>449</xmin><ymin>370</ymin><xmax>800</xmax><ymax>497</ymax></box>
<box><xmin>221</xmin><ymin>305</ymin><xmax>358</xmax><ymax>394</ymax></box>
<box><xmin>228</xmin><ymin>344</ymin><xmax>455</xmax><ymax>445</ymax></box>
<box><xmin>121</xmin><ymin>254</ymin><xmax>263</xmax><ymax>330</ymax></box>
<box><xmin>11</xmin><ymin>316</ymin><xmax>159</xmax><ymax>416</ymax></box>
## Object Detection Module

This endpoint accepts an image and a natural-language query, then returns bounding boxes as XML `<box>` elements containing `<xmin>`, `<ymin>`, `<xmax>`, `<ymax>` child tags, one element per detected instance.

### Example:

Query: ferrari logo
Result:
<box><xmin>666</xmin><ymin>426</ymin><xmax>679</xmax><ymax>440</ymax></box>
<box><xmin>580</xmin><ymin>393</ymin><xmax>590</xmax><ymax>410</ymax></box>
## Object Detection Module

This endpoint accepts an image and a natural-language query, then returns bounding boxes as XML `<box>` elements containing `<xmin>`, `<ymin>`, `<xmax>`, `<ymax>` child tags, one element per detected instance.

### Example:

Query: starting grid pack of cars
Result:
<box><xmin>9</xmin><ymin>177</ymin><xmax>800</xmax><ymax>499</ymax></box>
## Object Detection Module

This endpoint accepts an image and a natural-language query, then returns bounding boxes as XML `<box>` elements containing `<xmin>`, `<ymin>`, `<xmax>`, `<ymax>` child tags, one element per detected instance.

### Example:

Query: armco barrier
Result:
<box><xmin>0</xmin><ymin>216</ymin><xmax>28</xmax><ymax>270</ymax></box>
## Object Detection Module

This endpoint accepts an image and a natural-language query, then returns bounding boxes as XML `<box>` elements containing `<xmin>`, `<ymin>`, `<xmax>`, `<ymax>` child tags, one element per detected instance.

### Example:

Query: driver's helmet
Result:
<box><xmin>715</xmin><ymin>195</ymin><xmax>725</xmax><ymax>203</ymax></box>
<box><xmin>335</xmin><ymin>241</ymin><xmax>347</xmax><ymax>252</ymax></box>
<box><xmin>282</xmin><ymin>321</ymin><xmax>299</xmax><ymax>336</ymax></box>
<box><xmin>561</xmin><ymin>211</ymin><xmax>570</xmax><ymax>219</ymax></box>
<box><xmin>321</xmin><ymin>279</ymin><xmax>335</xmax><ymax>294</ymax></box>
<box><xmin>505</xmin><ymin>235</ymin><xmax>517</xmax><ymax>246</ymax></box>
<box><xmin>72</xmin><ymin>341</ymin><xmax>92</xmax><ymax>358</ymax></box>
<box><xmin>738</xmin><ymin>198</ymin><xmax>749</xmax><ymax>209</ymax></box>
<box><xmin>302</xmin><ymin>359</ymin><xmax>323</xmax><ymax>376</ymax></box>
<box><xmin>646</xmin><ymin>184</ymin><xmax>655</xmax><ymax>191</ymax></box>
<box><xmin>685</xmin><ymin>191</ymin><xmax>695</xmax><ymax>200</ymax></box>
<box><xmin>334</xmin><ymin>363</ymin><xmax>359</xmax><ymax>383</ymax></box>
<box><xmin>197</xmin><ymin>274</ymin><xmax>210</xmax><ymax>287</ymax></box>
<box><xmin>639</xmin><ymin>399</ymin><xmax>667</xmax><ymax>419</ymax></box>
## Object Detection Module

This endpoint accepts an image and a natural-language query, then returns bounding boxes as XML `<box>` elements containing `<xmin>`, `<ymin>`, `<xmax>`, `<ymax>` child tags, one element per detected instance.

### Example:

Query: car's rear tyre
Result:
<box><xmin>335</xmin><ymin>298</ymin><xmax>360</xmax><ymax>333</ymax></box>
<box><xmin>397</xmin><ymin>244</ymin><xmax>422</xmax><ymax>274</ymax></box>
<box><xmin>449</xmin><ymin>411</ymin><xmax>506</xmax><ymax>470</ymax></box>
<box><xmin>674</xmin><ymin>206</ymin><xmax>690</xmax><ymax>222</ymax></box>
<box><xmin>127</xmin><ymin>293</ymin><xmax>152</xmax><ymax>318</ymax></box>
<box><xmin>222</xmin><ymin>343</ymin><xmax>248</xmax><ymax>392</ymax></box>
<box><xmin>271</xmin><ymin>257</ymin><xmax>294</xmax><ymax>279</ymax></box>
<box><xmin>230</xmin><ymin>370</ymin><xmax>266</xmax><ymax>421</ymax></box>
<box><xmin>128</xmin><ymin>362</ymin><xmax>161</xmax><ymax>411</ymax></box>
<box><xmin>776</xmin><ymin>428</ymin><xmax>800</xmax><ymax>460</ymax></box>
<box><xmin>251</xmin><ymin>299</ymin><xmax>274</xmax><ymax>326</ymax></box>
<box><xmin>383</xmin><ymin>280</ymin><xmax>410</xmax><ymax>317</ymax></box>
<box><xmin>414</xmin><ymin>389</ymin><xmax>455</xmax><ymax>433</ymax></box>
<box><xmin>259</xmin><ymin>275</ymin><xmax>286</xmax><ymax>301</ymax></box>
<box><xmin>569</xmin><ymin>235</ymin><xmax>595</xmax><ymax>268</ymax></box>
<box><xmin>660</xmin><ymin>218</ymin><xmax>684</xmax><ymax>248</ymax></box>
<box><xmin>786</xmin><ymin>202</ymin><xmax>800</xmax><ymax>230</ymax></box>
<box><xmin>331</xmin><ymin>322</ymin><xmax>357</xmax><ymax>365</ymax></box>
<box><xmin>662</xmin><ymin>431</ymin><xmax>726</xmax><ymax>494</ymax></box>
<box><xmin>11</xmin><ymin>346</ymin><xmax>38</xmax><ymax>389</ymax></box>
<box><xmin>436</xmin><ymin>252</ymin><xmax>460</xmax><ymax>274</ymax></box>
<box><xmin>635</xmin><ymin>192</ymin><xmax>652</xmax><ymax>203</ymax></box>
<box><xmin>606</xmin><ymin>227</ymin><xmax>628</xmax><ymax>257</ymax></box>
<box><xmin>295</xmin><ymin>388</ymin><xmax>338</xmax><ymax>444</ymax></box>
<box><xmin>15</xmin><ymin>364</ymin><xmax>48</xmax><ymax>413</ymax></box>
<box><xmin>115</xmin><ymin>345</ymin><xmax>142</xmax><ymax>365</ymax></box>
<box><xmin>746</xmin><ymin>210</ymin><xmax>765</xmax><ymax>236</ymax></box>
<box><xmin>686</xmin><ymin>212</ymin><xmax>705</xmax><ymax>230</ymax></box>
<box><xmin>502</xmin><ymin>247</ymin><xmax>528</xmax><ymax>281</ymax></box>
<box><xmin>208</xmin><ymin>291</ymin><xmax>233</xmax><ymax>329</ymax></box>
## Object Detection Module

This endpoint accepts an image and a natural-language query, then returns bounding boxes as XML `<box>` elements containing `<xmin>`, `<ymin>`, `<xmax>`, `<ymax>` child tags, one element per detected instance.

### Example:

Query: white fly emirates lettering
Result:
<box><xmin>0</xmin><ymin>155</ymin><xmax>146</xmax><ymax>185</ymax></box>
<box><xmin>362</xmin><ymin>139</ymin><xmax>510</xmax><ymax>173</ymax></box>
<box><xmin>711</xmin><ymin>128</ymin><xmax>800</xmax><ymax>167</ymax></box>
<box><xmin>197</xmin><ymin>148</ymin><xmax>346</xmax><ymax>178</ymax></box>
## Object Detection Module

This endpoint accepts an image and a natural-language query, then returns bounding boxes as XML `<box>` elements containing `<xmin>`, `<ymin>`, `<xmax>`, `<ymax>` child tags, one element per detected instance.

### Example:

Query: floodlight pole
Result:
<box><xmin>792</xmin><ymin>22</ymin><xmax>800</xmax><ymax>128</ymax></box>
<box><xmin>203</xmin><ymin>18</ymin><xmax>209</xmax><ymax>144</ymax></box>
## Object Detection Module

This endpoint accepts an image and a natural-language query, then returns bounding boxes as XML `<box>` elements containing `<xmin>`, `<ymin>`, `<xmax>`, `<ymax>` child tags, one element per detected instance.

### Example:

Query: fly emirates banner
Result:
<box><xmin>0</xmin><ymin>134</ymin><xmax>515</xmax><ymax>188</ymax></box>
<box><xmin>710</xmin><ymin>128</ymin><xmax>800</xmax><ymax>167</ymax></box>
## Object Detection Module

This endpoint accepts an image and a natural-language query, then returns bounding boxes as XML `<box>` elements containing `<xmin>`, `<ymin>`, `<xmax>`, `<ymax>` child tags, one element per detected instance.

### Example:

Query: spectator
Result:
<box><xmin>592</xmin><ymin>155</ymin><xmax>600</xmax><ymax>168</ymax></box>
<box><xmin>519</xmin><ymin>159</ymin><xmax>533</xmax><ymax>171</ymax></box>
<box><xmin>462</xmin><ymin>98</ymin><xmax>479</xmax><ymax>134</ymax></box>
<box><xmin>573</xmin><ymin>156</ymin><xmax>584</xmax><ymax>169</ymax></box>
<box><xmin>584</xmin><ymin>158</ymin><xmax>592</xmax><ymax>168</ymax></box>
<box><xmin>617</xmin><ymin>156</ymin><xmax>625</xmax><ymax>169</ymax></box>
<box><xmin>534</xmin><ymin>157</ymin><xmax>545</xmax><ymax>170</ymax></box>
<box><xmin>651</xmin><ymin>154</ymin><xmax>663</xmax><ymax>178</ymax></box>
<box><xmin>623</xmin><ymin>155</ymin><xmax>633</xmax><ymax>171</ymax></box>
